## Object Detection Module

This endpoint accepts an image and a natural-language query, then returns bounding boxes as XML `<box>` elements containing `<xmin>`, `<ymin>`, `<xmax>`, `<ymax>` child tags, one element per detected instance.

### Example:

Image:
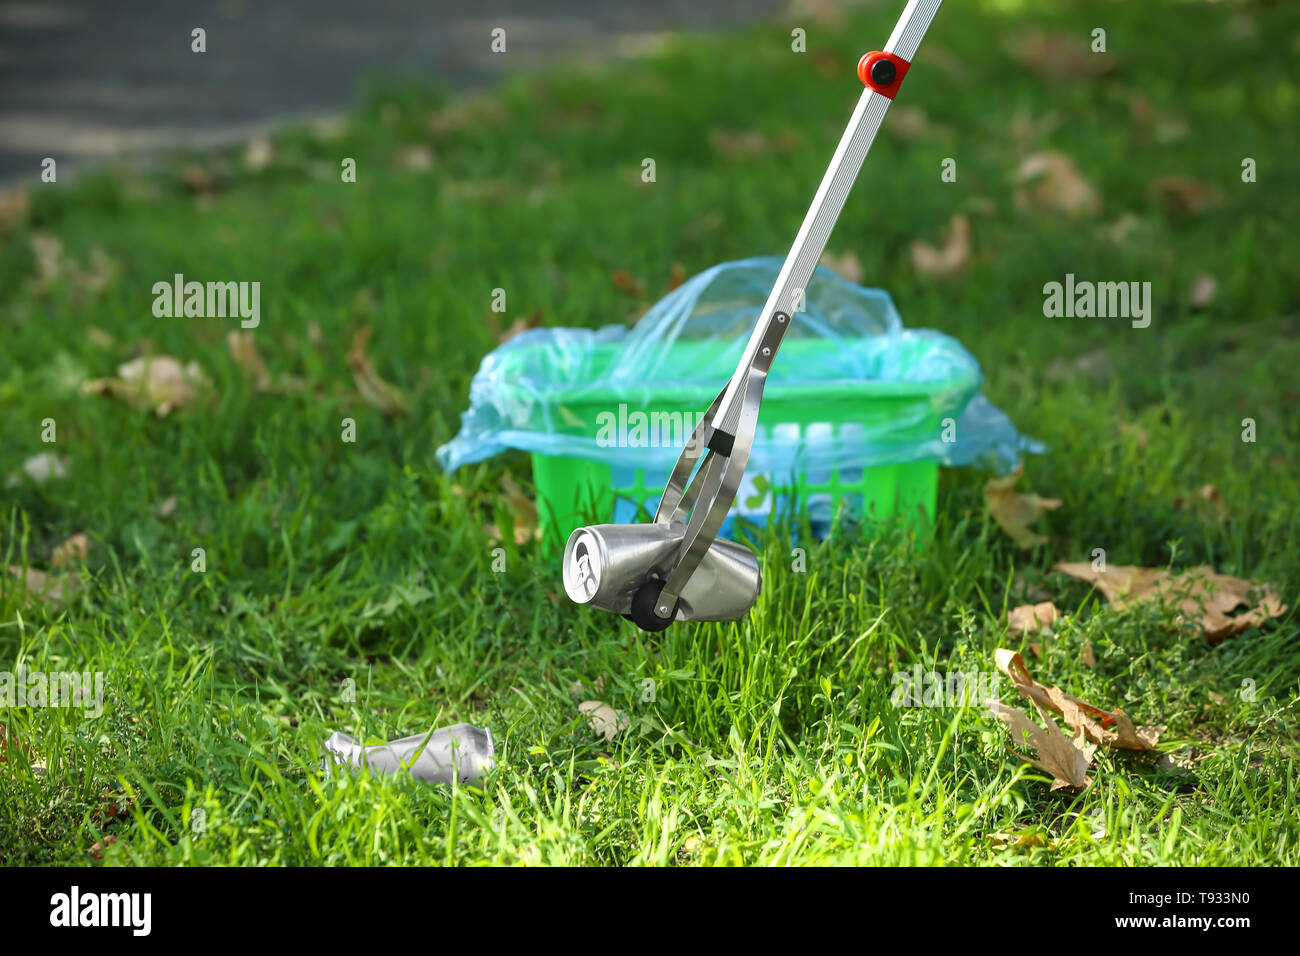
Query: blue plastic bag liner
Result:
<box><xmin>437</xmin><ymin>257</ymin><xmax>1042</xmax><ymax>477</ymax></box>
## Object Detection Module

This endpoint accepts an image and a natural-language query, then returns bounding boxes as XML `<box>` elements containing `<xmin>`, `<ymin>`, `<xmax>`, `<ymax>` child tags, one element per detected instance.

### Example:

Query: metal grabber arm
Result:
<box><xmin>563</xmin><ymin>0</ymin><xmax>946</xmax><ymax>632</ymax></box>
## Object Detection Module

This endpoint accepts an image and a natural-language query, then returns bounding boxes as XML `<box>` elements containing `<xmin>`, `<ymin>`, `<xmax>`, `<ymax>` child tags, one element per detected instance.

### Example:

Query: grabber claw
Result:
<box><xmin>563</xmin><ymin>0</ymin><xmax>946</xmax><ymax>631</ymax></box>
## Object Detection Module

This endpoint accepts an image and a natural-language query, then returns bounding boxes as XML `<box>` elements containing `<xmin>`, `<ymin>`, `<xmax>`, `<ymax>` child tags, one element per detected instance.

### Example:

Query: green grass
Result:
<box><xmin>1</xmin><ymin>0</ymin><xmax>1298</xmax><ymax>865</ymax></box>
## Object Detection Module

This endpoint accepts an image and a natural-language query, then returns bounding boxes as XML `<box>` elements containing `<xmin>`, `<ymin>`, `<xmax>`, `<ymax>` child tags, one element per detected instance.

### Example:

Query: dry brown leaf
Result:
<box><xmin>819</xmin><ymin>249</ymin><xmax>863</xmax><ymax>284</ymax></box>
<box><xmin>1002</xmin><ymin>29</ymin><xmax>1115</xmax><ymax>81</ymax></box>
<box><xmin>1008</xmin><ymin>109</ymin><xmax>1062</xmax><ymax>150</ymax></box>
<box><xmin>984</xmin><ymin>463</ymin><xmax>1061</xmax><ymax>548</ymax></box>
<box><xmin>1097</xmin><ymin>213</ymin><xmax>1142</xmax><ymax>246</ymax></box>
<box><xmin>786</xmin><ymin>0</ymin><xmax>847</xmax><ymax>27</ymax></box>
<box><xmin>92</xmin><ymin>788</ymin><xmax>136</xmax><ymax>825</ymax></box>
<box><xmin>989</xmin><ymin>699</ymin><xmax>1093</xmax><ymax>790</ymax></box>
<box><xmin>568</xmin><ymin>675</ymin><xmax>607</xmax><ymax>696</ymax></box>
<box><xmin>51</xmin><ymin>533</ymin><xmax>90</xmax><ymax>568</ymax></box>
<box><xmin>1080</xmin><ymin>642</ymin><xmax>1096</xmax><ymax>668</ymax></box>
<box><xmin>1119</xmin><ymin>422</ymin><xmax>1149</xmax><ymax>449</ymax></box>
<box><xmin>501</xmin><ymin>471</ymin><xmax>539</xmax><ymax>540</ymax></box>
<box><xmin>709</xmin><ymin>128</ymin><xmax>768</xmax><ymax>161</ymax></box>
<box><xmin>611</xmin><ymin>270</ymin><xmax>646</xmax><ymax>299</ymax></box>
<box><xmin>6</xmin><ymin>565</ymin><xmax>79</xmax><ymax>606</ymax></box>
<box><xmin>1008</xmin><ymin>601</ymin><xmax>1058</xmax><ymax>634</ymax></box>
<box><xmin>488</xmin><ymin>309</ymin><xmax>543</xmax><ymax>345</ymax></box>
<box><xmin>578</xmin><ymin>700</ymin><xmax>628</xmax><ymax>742</ymax></box>
<box><xmin>484</xmin><ymin>471</ymin><xmax>540</xmax><ymax>545</ymax></box>
<box><xmin>10</xmin><ymin>452</ymin><xmax>67</xmax><ymax>485</ymax></box>
<box><xmin>1188</xmin><ymin>273</ymin><xmax>1218</xmax><ymax>308</ymax></box>
<box><xmin>395</xmin><ymin>144</ymin><xmax>435</xmax><ymax>172</ymax></box>
<box><xmin>0</xmin><ymin>187</ymin><xmax>29</xmax><ymax>233</ymax></box>
<box><xmin>995</xmin><ymin>648</ymin><xmax>1161</xmax><ymax>751</ymax></box>
<box><xmin>152</xmin><ymin>494</ymin><xmax>178</xmax><ymax>519</ymax></box>
<box><xmin>1148</xmin><ymin>176</ymin><xmax>1222</xmax><ymax>217</ymax></box>
<box><xmin>82</xmin><ymin>355</ymin><xmax>211</xmax><ymax>417</ymax></box>
<box><xmin>483</xmin><ymin>522</ymin><xmax>533</xmax><ymax>547</ymax></box>
<box><xmin>885</xmin><ymin>105</ymin><xmax>932</xmax><ymax>141</ymax></box>
<box><xmin>179</xmin><ymin>164</ymin><xmax>218</xmax><ymax>194</ymax></box>
<box><xmin>665</xmin><ymin>262</ymin><xmax>688</xmax><ymax>293</ymax></box>
<box><xmin>1128</xmin><ymin>95</ymin><xmax>1189</xmax><ymax>145</ymax></box>
<box><xmin>427</xmin><ymin>94</ymin><xmax>506</xmax><ymax>136</ymax></box>
<box><xmin>1014</xmin><ymin>152</ymin><xmax>1099</xmax><ymax>217</ymax></box>
<box><xmin>244</xmin><ymin>134</ymin><xmax>274</xmax><ymax>170</ymax></box>
<box><xmin>89</xmin><ymin>834</ymin><xmax>118</xmax><ymax>862</ymax></box>
<box><xmin>1055</xmin><ymin>562</ymin><xmax>1286</xmax><ymax>644</ymax></box>
<box><xmin>988</xmin><ymin>829</ymin><xmax>1054</xmax><ymax>850</ymax></box>
<box><xmin>227</xmin><ymin>330</ymin><xmax>270</xmax><ymax>390</ymax></box>
<box><xmin>346</xmin><ymin>326</ymin><xmax>408</xmax><ymax>417</ymax></box>
<box><xmin>910</xmin><ymin>214</ymin><xmax>969</xmax><ymax>279</ymax></box>
<box><xmin>29</xmin><ymin>233</ymin><xmax>63</xmax><ymax>285</ymax></box>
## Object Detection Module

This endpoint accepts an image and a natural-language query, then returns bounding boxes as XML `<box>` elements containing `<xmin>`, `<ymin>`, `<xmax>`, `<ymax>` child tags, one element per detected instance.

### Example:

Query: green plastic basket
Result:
<box><xmin>504</xmin><ymin>336</ymin><xmax>980</xmax><ymax>554</ymax></box>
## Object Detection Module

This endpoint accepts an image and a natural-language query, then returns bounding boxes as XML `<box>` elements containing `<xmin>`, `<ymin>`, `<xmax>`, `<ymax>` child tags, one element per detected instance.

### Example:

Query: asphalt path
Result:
<box><xmin>0</xmin><ymin>0</ymin><xmax>789</xmax><ymax>182</ymax></box>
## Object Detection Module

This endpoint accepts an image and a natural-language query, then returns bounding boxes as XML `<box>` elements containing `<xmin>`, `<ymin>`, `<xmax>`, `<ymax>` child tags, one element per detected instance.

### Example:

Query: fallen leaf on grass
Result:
<box><xmin>488</xmin><ymin>309</ymin><xmax>543</xmax><ymax>345</ymax></box>
<box><xmin>995</xmin><ymin>648</ymin><xmax>1161</xmax><ymax>751</ymax></box>
<box><xmin>578</xmin><ymin>700</ymin><xmax>628</xmax><ymax>742</ymax></box>
<box><xmin>24</xmin><ymin>234</ymin><xmax>116</xmax><ymax>298</ymax></box>
<box><xmin>885</xmin><ymin>105</ymin><xmax>936</xmax><ymax>141</ymax></box>
<box><xmin>89</xmin><ymin>834</ymin><xmax>118</xmax><ymax>862</ymax></box>
<box><xmin>347</xmin><ymin>326</ymin><xmax>408</xmax><ymax>417</ymax></box>
<box><xmin>611</xmin><ymin>269</ymin><xmax>646</xmax><ymax>299</ymax></box>
<box><xmin>1096</xmin><ymin>213</ymin><xmax>1143</xmax><ymax>246</ymax></box>
<box><xmin>1014</xmin><ymin>152</ymin><xmax>1099</xmax><ymax>217</ymax></box>
<box><xmin>708</xmin><ymin>128</ymin><xmax>799</xmax><ymax>162</ymax></box>
<box><xmin>818</xmin><ymin>249</ymin><xmax>862</xmax><ymax>284</ymax></box>
<box><xmin>1156</xmin><ymin>750</ymin><xmax>1201</xmax><ymax>774</ymax></box>
<box><xmin>989</xmin><ymin>699</ymin><xmax>1093</xmax><ymax>791</ymax></box>
<box><xmin>1008</xmin><ymin>601</ymin><xmax>1058</xmax><ymax>634</ymax></box>
<box><xmin>8</xmin><ymin>452</ymin><xmax>67</xmax><ymax>486</ymax></box>
<box><xmin>394</xmin><ymin>144</ymin><xmax>435</xmax><ymax>172</ymax></box>
<box><xmin>910</xmin><ymin>214</ymin><xmax>969</xmax><ymax>279</ymax></box>
<box><xmin>484</xmin><ymin>471</ymin><xmax>540</xmax><ymax>545</ymax></box>
<box><xmin>786</xmin><ymin>0</ymin><xmax>847</xmax><ymax>27</ymax></box>
<box><xmin>988</xmin><ymin>828</ymin><xmax>1054</xmax><ymax>850</ymax></box>
<box><xmin>1118</xmin><ymin>422</ymin><xmax>1148</xmax><ymax>449</ymax></box>
<box><xmin>427</xmin><ymin>94</ymin><xmax>506</xmax><ymax>136</ymax></box>
<box><xmin>179</xmin><ymin>164</ymin><xmax>219</xmax><ymax>194</ymax></box>
<box><xmin>984</xmin><ymin>463</ymin><xmax>1061</xmax><ymax>548</ymax></box>
<box><xmin>227</xmin><ymin>330</ymin><xmax>270</xmax><ymax>390</ymax></box>
<box><xmin>152</xmin><ymin>495</ymin><xmax>178</xmax><ymax>519</ymax></box>
<box><xmin>82</xmin><ymin>355</ymin><xmax>211</xmax><ymax>416</ymax></box>
<box><xmin>92</xmin><ymin>788</ymin><xmax>135</xmax><ymax>825</ymax></box>
<box><xmin>1055</xmin><ymin>562</ymin><xmax>1286</xmax><ymax>644</ymax></box>
<box><xmin>1002</xmin><ymin>29</ymin><xmax>1116</xmax><ymax>81</ymax></box>
<box><xmin>51</xmin><ymin>533</ymin><xmax>90</xmax><ymax>568</ymax></box>
<box><xmin>1147</xmin><ymin>176</ymin><xmax>1222</xmax><ymax>217</ymax></box>
<box><xmin>0</xmin><ymin>186</ymin><xmax>29</xmax><ymax>232</ymax></box>
<box><xmin>1188</xmin><ymin>273</ymin><xmax>1218</xmax><ymax>308</ymax></box>
<box><xmin>1046</xmin><ymin>347</ymin><xmax>1111</xmax><ymax>383</ymax></box>
<box><xmin>664</xmin><ymin>261</ymin><xmax>687</xmax><ymax>293</ymax></box>
<box><xmin>244</xmin><ymin>134</ymin><xmax>274</xmax><ymax>170</ymax></box>
<box><xmin>710</xmin><ymin>128</ymin><xmax>767</xmax><ymax>160</ymax></box>
<box><xmin>6</xmin><ymin>566</ymin><xmax>79</xmax><ymax>606</ymax></box>
<box><xmin>1127</xmin><ymin>94</ymin><xmax>1190</xmax><ymax>145</ymax></box>
<box><xmin>568</xmin><ymin>676</ymin><xmax>607</xmax><ymax>696</ymax></box>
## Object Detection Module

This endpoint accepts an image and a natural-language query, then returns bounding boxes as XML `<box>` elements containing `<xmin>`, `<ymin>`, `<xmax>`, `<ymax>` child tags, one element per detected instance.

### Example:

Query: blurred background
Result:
<box><xmin>0</xmin><ymin>0</ymin><xmax>789</xmax><ymax>181</ymax></box>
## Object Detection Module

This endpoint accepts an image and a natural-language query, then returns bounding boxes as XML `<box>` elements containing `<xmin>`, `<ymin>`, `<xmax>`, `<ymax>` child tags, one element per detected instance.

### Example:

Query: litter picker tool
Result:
<box><xmin>563</xmin><ymin>0</ymin><xmax>946</xmax><ymax>631</ymax></box>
